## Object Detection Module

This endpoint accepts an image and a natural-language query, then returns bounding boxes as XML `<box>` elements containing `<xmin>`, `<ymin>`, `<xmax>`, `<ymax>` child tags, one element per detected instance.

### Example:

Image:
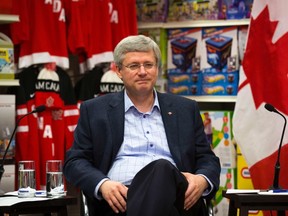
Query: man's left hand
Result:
<box><xmin>181</xmin><ymin>172</ymin><xmax>208</xmax><ymax>210</ymax></box>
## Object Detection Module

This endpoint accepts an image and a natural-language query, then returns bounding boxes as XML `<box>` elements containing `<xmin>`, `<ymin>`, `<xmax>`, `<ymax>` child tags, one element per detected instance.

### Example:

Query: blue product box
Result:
<box><xmin>168</xmin><ymin>83</ymin><xmax>201</xmax><ymax>95</ymax></box>
<box><xmin>202</xmin><ymin>70</ymin><xmax>239</xmax><ymax>85</ymax></box>
<box><xmin>171</xmin><ymin>36</ymin><xmax>197</xmax><ymax>71</ymax></box>
<box><xmin>205</xmin><ymin>35</ymin><xmax>232</xmax><ymax>70</ymax></box>
<box><xmin>168</xmin><ymin>71</ymin><xmax>203</xmax><ymax>84</ymax></box>
<box><xmin>218</xmin><ymin>0</ymin><xmax>253</xmax><ymax>20</ymax></box>
<box><xmin>202</xmin><ymin>82</ymin><xmax>238</xmax><ymax>95</ymax></box>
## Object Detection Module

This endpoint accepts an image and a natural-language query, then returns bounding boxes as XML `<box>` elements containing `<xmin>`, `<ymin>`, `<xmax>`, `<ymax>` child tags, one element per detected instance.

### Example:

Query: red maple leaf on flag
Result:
<box><xmin>242</xmin><ymin>6</ymin><xmax>288</xmax><ymax>115</ymax></box>
<box><xmin>233</xmin><ymin>4</ymin><xmax>288</xmax><ymax>197</ymax></box>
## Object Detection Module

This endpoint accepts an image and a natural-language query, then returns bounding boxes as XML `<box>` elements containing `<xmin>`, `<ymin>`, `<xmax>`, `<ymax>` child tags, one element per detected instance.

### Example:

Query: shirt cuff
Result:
<box><xmin>197</xmin><ymin>174</ymin><xmax>214</xmax><ymax>197</ymax></box>
<box><xmin>94</xmin><ymin>178</ymin><xmax>110</xmax><ymax>200</ymax></box>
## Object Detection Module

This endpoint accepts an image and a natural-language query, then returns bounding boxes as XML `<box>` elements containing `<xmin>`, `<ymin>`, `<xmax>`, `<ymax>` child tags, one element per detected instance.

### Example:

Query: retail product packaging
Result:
<box><xmin>191</xmin><ymin>0</ymin><xmax>219</xmax><ymax>20</ymax></box>
<box><xmin>218</xmin><ymin>0</ymin><xmax>253</xmax><ymax>20</ymax></box>
<box><xmin>201</xmin><ymin>26</ymin><xmax>239</xmax><ymax>71</ymax></box>
<box><xmin>136</xmin><ymin>0</ymin><xmax>169</xmax><ymax>22</ymax></box>
<box><xmin>200</xmin><ymin>111</ymin><xmax>236</xmax><ymax>168</ymax></box>
<box><xmin>200</xmin><ymin>27</ymin><xmax>239</xmax><ymax>95</ymax></box>
<box><xmin>167</xmin><ymin>28</ymin><xmax>202</xmax><ymax>73</ymax></box>
<box><xmin>213</xmin><ymin>168</ymin><xmax>236</xmax><ymax>216</ymax></box>
<box><xmin>167</xmin><ymin>71</ymin><xmax>202</xmax><ymax>95</ymax></box>
<box><xmin>167</xmin><ymin>0</ymin><xmax>219</xmax><ymax>21</ymax></box>
<box><xmin>201</xmin><ymin>68</ymin><xmax>239</xmax><ymax>95</ymax></box>
<box><xmin>0</xmin><ymin>95</ymin><xmax>15</xmax><ymax>161</ymax></box>
<box><xmin>238</xmin><ymin>26</ymin><xmax>249</xmax><ymax>63</ymax></box>
<box><xmin>200</xmin><ymin>110</ymin><xmax>237</xmax><ymax>215</ymax></box>
<box><xmin>0</xmin><ymin>33</ymin><xmax>15</xmax><ymax>79</ymax></box>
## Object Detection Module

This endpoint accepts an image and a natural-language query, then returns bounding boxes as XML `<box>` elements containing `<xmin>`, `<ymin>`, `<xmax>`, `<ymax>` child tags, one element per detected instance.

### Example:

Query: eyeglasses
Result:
<box><xmin>123</xmin><ymin>63</ymin><xmax>156</xmax><ymax>71</ymax></box>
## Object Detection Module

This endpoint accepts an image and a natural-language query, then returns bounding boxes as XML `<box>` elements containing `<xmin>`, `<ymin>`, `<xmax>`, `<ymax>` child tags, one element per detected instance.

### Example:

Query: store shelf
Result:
<box><xmin>185</xmin><ymin>95</ymin><xmax>237</xmax><ymax>103</ymax></box>
<box><xmin>138</xmin><ymin>19</ymin><xmax>250</xmax><ymax>29</ymax></box>
<box><xmin>0</xmin><ymin>14</ymin><xmax>19</xmax><ymax>24</ymax></box>
<box><xmin>0</xmin><ymin>79</ymin><xmax>19</xmax><ymax>86</ymax></box>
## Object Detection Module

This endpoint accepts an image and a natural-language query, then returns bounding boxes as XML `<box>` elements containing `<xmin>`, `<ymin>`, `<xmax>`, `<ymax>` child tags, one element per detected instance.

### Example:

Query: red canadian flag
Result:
<box><xmin>233</xmin><ymin>0</ymin><xmax>288</xmax><ymax>194</ymax></box>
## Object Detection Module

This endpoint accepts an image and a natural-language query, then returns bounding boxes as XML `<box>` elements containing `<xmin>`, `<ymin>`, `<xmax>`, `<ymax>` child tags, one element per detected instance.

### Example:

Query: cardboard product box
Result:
<box><xmin>202</xmin><ymin>82</ymin><xmax>238</xmax><ymax>95</ymax></box>
<box><xmin>167</xmin><ymin>0</ymin><xmax>194</xmax><ymax>22</ymax></box>
<box><xmin>202</xmin><ymin>69</ymin><xmax>239</xmax><ymax>85</ymax></box>
<box><xmin>218</xmin><ymin>0</ymin><xmax>253</xmax><ymax>20</ymax></box>
<box><xmin>238</xmin><ymin>26</ymin><xmax>249</xmax><ymax>63</ymax></box>
<box><xmin>200</xmin><ymin>111</ymin><xmax>236</xmax><ymax>168</ymax></box>
<box><xmin>167</xmin><ymin>83</ymin><xmax>201</xmax><ymax>95</ymax></box>
<box><xmin>170</xmin><ymin>37</ymin><xmax>197</xmax><ymax>71</ymax></box>
<box><xmin>168</xmin><ymin>71</ymin><xmax>202</xmax><ymax>84</ymax></box>
<box><xmin>201</xmin><ymin>26</ymin><xmax>239</xmax><ymax>72</ymax></box>
<box><xmin>192</xmin><ymin>0</ymin><xmax>219</xmax><ymax>20</ymax></box>
<box><xmin>0</xmin><ymin>95</ymin><xmax>15</xmax><ymax>162</ymax></box>
<box><xmin>167</xmin><ymin>71</ymin><xmax>202</xmax><ymax>95</ymax></box>
<box><xmin>201</xmin><ymin>69</ymin><xmax>239</xmax><ymax>95</ymax></box>
<box><xmin>136</xmin><ymin>0</ymin><xmax>169</xmax><ymax>22</ymax></box>
<box><xmin>213</xmin><ymin>168</ymin><xmax>236</xmax><ymax>216</ymax></box>
<box><xmin>0</xmin><ymin>33</ymin><xmax>15</xmax><ymax>79</ymax></box>
<box><xmin>167</xmin><ymin>28</ymin><xmax>202</xmax><ymax>74</ymax></box>
<box><xmin>205</xmin><ymin>35</ymin><xmax>232</xmax><ymax>70</ymax></box>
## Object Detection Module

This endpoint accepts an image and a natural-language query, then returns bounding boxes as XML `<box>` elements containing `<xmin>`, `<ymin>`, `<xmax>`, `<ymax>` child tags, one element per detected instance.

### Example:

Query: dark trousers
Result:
<box><xmin>87</xmin><ymin>159</ymin><xmax>207</xmax><ymax>216</ymax></box>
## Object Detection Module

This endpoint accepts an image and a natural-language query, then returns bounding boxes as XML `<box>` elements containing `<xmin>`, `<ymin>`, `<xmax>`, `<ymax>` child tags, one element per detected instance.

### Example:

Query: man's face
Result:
<box><xmin>116</xmin><ymin>50</ymin><xmax>158</xmax><ymax>96</ymax></box>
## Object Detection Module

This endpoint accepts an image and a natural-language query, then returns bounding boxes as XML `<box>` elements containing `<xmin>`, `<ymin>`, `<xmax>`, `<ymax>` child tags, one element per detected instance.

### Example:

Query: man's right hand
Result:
<box><xmin>100</xmin><ymin>180</ymin><xmax>128</xmax><ymax>213</ymax></box>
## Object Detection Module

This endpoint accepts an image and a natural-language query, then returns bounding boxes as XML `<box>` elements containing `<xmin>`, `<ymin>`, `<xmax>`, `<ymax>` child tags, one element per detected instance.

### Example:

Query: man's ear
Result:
<box><xmin>115</xmin><ymin>66</ymin><xmax>123</xmax><ymax>80</ymax></box>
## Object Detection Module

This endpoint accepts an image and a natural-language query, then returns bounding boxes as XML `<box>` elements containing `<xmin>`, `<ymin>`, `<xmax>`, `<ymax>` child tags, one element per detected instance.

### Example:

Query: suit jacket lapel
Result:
<box><xmin>107</xmin><ymin>92</ymin><xmax>125</xmax><ymax>161</ymax></box>
<box><xmin>157</xmin><ymin>93</ymin><xmax>182</xmax><ymax>167</ymax></box>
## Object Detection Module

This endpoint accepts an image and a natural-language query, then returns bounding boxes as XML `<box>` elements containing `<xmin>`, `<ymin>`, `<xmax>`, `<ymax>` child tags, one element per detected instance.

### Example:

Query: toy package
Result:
<box><xmin>136</xmin><ymin>0</ymin><xmax>169</xmax><ymax>22</ymax></box>
<box><xmin>200</xmin><ymin>26</ymin><xmax>239</xmax><ymax>95</ymax></box>
<box><xmin>0</xmin><ymin>33</ymin><xmax>15</xmax><ymax>79</ymax></box>
<box><xmin>167</xmin><ymin>0</ymin><xmax>219</xmax><ymax>21</ymax></box>
<box><xmin>167</xmin><ymin>28</ymin><xmax>202</xmax><ymax>73</ymax></box>
<box><xmin>218</xmin><ymin>0</ymin><xmax>253</xmax><ymax>20</ymax></box>
<box><xmin>167</xmin><ymin>71</ymin><xmax>203</xmax><ymax>95</ymax></box>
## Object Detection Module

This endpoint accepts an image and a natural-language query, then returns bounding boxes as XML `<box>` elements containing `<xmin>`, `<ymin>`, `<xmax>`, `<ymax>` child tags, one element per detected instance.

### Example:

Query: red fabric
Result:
<box><xmin>233</xmin><ymin>3</ymin><xmax>288</xmax><ymax>216</ymax></box>
<box><xmin>10</xmin><ymin>0</ymin><xmax>69</xmax><ymax>69</ymax></box>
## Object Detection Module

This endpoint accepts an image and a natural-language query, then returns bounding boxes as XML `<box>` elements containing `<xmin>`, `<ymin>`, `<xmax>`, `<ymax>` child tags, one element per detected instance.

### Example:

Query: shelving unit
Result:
<box><xmin>0</xmin><ymin>14</ymin><xmax>20</xmax><ymax>87</ymax></box>
<box><xmin>0</xmin><ymin>79</ymin><xmax>19</xmax><ymax>86</ymax></box>
<box><xmin>138</xmin><ymin>19</ymin><xmax>249</xmax><ymax>106</ymax></box>
<box><xmin>138</xmin><ymin>19</ymin><xmax>250</xmax><ymax>29</ymax></box>
<box><xmin>0</xmin><ymin>14</ymin><xmax>19</xmax><ymax>24</ymax></box>
<box><xmin>185</xmin><ymin>96</ymin><xmax>237</xmax><ymax>103</ymax></box>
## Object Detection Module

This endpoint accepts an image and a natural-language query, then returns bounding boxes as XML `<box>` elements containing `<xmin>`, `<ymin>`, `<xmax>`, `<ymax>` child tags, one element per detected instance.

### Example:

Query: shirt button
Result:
<box><xmin>146</xmin><ymin>131</ymin><xmax>149</xmax><ymax>134</ymax></box>
<box><xmin>143</xmin><ymin>115</ymin><xmax>146</xmax><ymax>118</ymax></box>
<box><xmin>150</xmin><ymin>144</ymin><xmax>153</xmax><ymax>147</ymax></box>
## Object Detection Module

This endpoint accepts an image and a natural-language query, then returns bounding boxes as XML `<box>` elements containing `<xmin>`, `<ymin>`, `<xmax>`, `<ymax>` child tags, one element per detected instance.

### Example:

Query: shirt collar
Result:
<box><xmin>124</xmin><ymin>89</ymin><xmax>160</xmax><ymax>113</ymax></box>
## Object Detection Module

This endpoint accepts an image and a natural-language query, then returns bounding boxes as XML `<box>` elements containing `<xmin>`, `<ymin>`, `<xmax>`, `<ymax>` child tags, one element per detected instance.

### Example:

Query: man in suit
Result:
<box><xmin>63</xmin><ymin>35</ymin><xmax>220</xmax><ymax>216</ymax></box>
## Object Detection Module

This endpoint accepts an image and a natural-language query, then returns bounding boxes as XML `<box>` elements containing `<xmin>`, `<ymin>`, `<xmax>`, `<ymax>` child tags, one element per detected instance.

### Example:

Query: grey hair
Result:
<box><xmin>113</xmin><ymin>35</ymin><xmax>162</xmax><ymax>71</ymax></box>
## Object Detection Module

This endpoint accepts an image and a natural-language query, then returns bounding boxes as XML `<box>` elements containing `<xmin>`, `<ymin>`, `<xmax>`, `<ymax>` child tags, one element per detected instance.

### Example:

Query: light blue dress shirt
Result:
<box><xmin>107</xmin><ymin>90</ymin><xmax>177</xmax><ymax>185</ymax></box>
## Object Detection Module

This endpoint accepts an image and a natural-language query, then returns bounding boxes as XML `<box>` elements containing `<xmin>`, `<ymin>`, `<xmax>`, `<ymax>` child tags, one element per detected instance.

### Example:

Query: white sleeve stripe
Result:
<box><xmin>64</xmin><ymin>109</ymin><xmax>79</xmax><ymax>117</ymax></box>
<box><xmin>17</xmin><ymin>125</ymin><xmax>29</xmax><ymax>133</ymax></box>
<box><xmin>17</xmin><ymin>108</ymin><xmax>28</xmax><ymax>116</ymax></box>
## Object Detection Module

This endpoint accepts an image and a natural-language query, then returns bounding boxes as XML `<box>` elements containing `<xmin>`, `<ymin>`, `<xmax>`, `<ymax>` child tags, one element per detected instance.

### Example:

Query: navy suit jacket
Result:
<box><xmin>64</xmin><ymin>90</ymin><xmax>220</xmax><ymax>212</ymax></box>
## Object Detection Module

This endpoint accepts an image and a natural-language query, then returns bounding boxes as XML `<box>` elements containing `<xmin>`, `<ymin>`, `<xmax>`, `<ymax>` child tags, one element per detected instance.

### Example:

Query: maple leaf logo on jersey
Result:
<box><xmin>241</xmin><ymin>4</ymin><xmax>288</xmax><ymax>114</ymax></box>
